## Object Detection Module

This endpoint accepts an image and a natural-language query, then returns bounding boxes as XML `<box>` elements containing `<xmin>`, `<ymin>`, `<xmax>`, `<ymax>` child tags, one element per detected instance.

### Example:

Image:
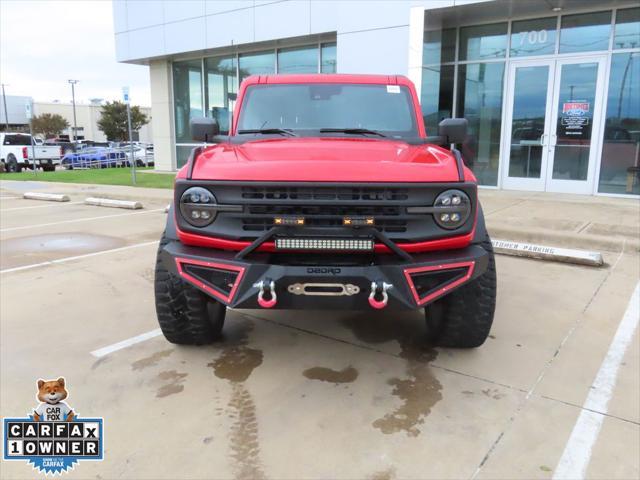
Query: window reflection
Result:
<box><xmin>459</xmin><ymin>23</ymin><xmax>507</xmax><ymax>61</ymax></box>
<box><xmin>278</xmin><ymin>46</ymin><xmax>318</xmax><ymax>74</ymax></box>
<box><xmin>239</xmin><ymin>51</ymin><xmax>275</xmax><ymax>83</ymax></box>
<box><xmin>559</xmin><ymin>11</ymin><xmax>611</xmax><ymax>53</ymax></box>
<box><xmin>510</xmin><ymin>17</ymin><xmax>557</xmax><ymax>57</ymax></box>
<box><xmin>599</xmin><ymin>53</ymin><xmax>640</xmax><ymax>195</ymax></box>
<box><xmin>552</xmin><ymin>63</ymin><xmax>598</xmax><ymax>181</ymax></box>
<box><xmin>614</xmin><ymin>8</ymin><xmax>640</xmax><ymax>50</ymax></box>
<box><xmin>423</xmin><ymin>28</ymin><xmax>456</xmax><ymax>65</ymax></box>
<box><xmin>420</xmin><ymin>64</ymin><xmax>454</xmax><ymax>136</ymax></box>
<box><xmin>508</xmin><ymin>66</ymin><xmax>549</xmax><ymax>178</ymax></box>
<box><xmin>173</xmin><ymin>59</ymin><xmax>203</xmax><ymax>144</ymax></box>
<box><xmin>457</xmin><ymin>62</ymin><xmax>505</xmax><ymax>186</ymax></box>
<box><xmin>321</xmin><ymin>43</ymin><xmax>337</xmax><ymax>73</ymax></box>
<box><xmin>205</xmin><ymin>56</ymin><xmax>237</xmax><ymax>135</ymax></box>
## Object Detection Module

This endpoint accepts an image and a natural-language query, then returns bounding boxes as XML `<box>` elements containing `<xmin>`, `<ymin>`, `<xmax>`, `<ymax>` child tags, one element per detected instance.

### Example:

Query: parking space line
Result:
<box><xmin>1</xmin><ymin>201</ymin><xmax>84</xmax><ymax>212</ymax></box>
<box><xmin>0</xmin><ymin>240</ymin><xmax>158</xmax><ymax>274</ymax></box>
<box><xmin>553</xmin><ymin>281</ymin><xmax>640</xmax><ymax>479</ymax></box>
<box><xmin>0</xmin><ymin>196</ymin><xmax>20</xmax><ymax>200</ymax></box>
<box><xmin>0</xmin><ymin>208</ymin><xmax>164</xmax><ymax>232</ymax></box>
<box><xmin>91</xmin><ymin>329</ymin><xmax>162</xmax><ymax>358</ymax></box>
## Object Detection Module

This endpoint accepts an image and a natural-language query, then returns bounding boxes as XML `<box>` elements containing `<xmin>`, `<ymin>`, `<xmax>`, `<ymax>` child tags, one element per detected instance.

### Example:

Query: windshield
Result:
<box><xmin>236</xmin><ymin>83</ymin><xmax>419</xmax><ymax>138</ymax></box>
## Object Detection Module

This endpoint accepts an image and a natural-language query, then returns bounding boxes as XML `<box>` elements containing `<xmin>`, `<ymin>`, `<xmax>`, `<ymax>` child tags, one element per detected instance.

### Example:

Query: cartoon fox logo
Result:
<box><xmin>33</xmin><ymin>377</ymin><xmax>75</xmax><ymax>422</ymax></box>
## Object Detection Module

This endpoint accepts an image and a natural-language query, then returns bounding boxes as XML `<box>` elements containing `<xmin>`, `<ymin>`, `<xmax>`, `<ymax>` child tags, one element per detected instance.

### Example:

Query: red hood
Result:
<box><xmin>186</xmin><ymin>137</ymin><xmax>463</xmax><ymax>183</ymax></box>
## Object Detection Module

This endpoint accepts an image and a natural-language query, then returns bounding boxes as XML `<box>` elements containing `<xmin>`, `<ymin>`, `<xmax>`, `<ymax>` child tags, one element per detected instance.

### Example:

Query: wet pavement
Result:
<box><xmin>0</xmin><ymin>187</ymin><xmax>638</xmax><ymax>479</ymax></box>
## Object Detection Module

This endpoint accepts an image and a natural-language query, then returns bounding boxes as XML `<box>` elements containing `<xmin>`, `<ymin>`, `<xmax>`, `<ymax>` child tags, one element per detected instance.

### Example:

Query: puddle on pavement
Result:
<box><xmin>208</xmin><ymin>317</ymin><xmax>266</xmax><ymax>480</ymax></box>
<box><xmin>1</xmin><ymin>233</ymin><xmax>125</xmax><ymax>268</ymax></box>
<box><xmin>303</xmin><ymin>366</ymin><xmax>358</xmax><ymax>384</ymax></box>
<box><xmin>132</xmin><ymin>349</ymin><xmax>173</xmax><ymax>371</ymax></box>
<box><xmin>155</xmin><ymin>370</ymin><xmax>187</xmax><ymax>398</ymax></box>
<box><xmin>341</xmin><ymin>312</ymin><xmax>442</xmax><ymax>437</ymax></box>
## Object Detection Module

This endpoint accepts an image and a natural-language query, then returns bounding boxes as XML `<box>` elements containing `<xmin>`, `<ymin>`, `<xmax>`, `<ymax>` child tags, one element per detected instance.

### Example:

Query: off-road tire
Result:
<box><xmin>425</xmin><ymin>234</ymin><xmax>496</xmax><ymax>348</ymax></box>
<box><xmin>42</xmin><ymin>164</ymin><xmax>55</xmax><ymax>172</ymax></box>
<box><xmin>6</xmin><ymin>154</ymin><xmax>21</xmax><ymax>173</ymax></box>
<box><xmin>154</xmin><ymin>232</ymin><xmax>226</xmax><ymax>344</ymax></box>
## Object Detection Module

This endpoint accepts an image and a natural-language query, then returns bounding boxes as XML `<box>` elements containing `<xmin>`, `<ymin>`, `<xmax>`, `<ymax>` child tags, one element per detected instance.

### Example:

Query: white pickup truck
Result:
<box><xmin>0</xmin><ymin>133</ymin><xmax>63</xmax><ymax>172</ymax></box>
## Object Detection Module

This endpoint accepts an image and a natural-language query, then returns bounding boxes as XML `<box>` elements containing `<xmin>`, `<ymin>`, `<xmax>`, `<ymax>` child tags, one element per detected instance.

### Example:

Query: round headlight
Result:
<box><xmin>433</xmin><ymin>189</ymin><xmax>471</xmax><ymax>229</ymax></box>
<box><xmin>180</xmin><ymin>187</ymin><xmax>217</xmax><ymax>227</ymax></box>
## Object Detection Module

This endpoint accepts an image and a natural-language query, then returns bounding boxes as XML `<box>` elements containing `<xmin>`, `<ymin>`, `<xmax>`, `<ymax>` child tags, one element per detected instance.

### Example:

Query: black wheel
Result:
<box><xmin>42</xmin><ymin>164</ymin><xmax>55</xmax><ymax>172</ymax></box>
<box><xmin>6</xmin><ymin>154</ymin><xmax>21</xmax><ymax>173</ymax></box>
<box><xmin>424</xmin><ymin>234</ymin><xmax>497</xmax><ymax>348</ymax></box>
<box><xmin>154</xmin><ymin>232</ymin><xmax>226</xmax><ymax>345</ymax></box>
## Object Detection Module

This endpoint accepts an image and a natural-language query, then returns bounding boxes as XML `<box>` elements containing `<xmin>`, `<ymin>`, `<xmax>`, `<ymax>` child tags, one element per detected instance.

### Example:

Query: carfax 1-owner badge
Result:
<box><xmin>3</xmin><ymin>377</ymin><xmax>104</xmax><ymax>475</ymax></box>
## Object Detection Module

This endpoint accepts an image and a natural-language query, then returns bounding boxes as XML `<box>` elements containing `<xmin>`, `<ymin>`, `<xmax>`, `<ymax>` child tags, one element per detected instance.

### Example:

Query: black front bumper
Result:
<box><xmin>160</xmin><ymin>240</ymin><xmax>489</xmax><ymax>311</ymax></box>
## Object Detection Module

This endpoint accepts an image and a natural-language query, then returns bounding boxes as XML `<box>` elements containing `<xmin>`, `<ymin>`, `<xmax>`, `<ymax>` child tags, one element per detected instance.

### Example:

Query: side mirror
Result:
<box><xmin>438</xmin><ymin>118</ymin><xmax>468</xmax><ymax>144</ymax></box>
<box><xmin>190</xmin><ymin>117</ymin><xmax>220</xmax><ymax>142</ymax></box>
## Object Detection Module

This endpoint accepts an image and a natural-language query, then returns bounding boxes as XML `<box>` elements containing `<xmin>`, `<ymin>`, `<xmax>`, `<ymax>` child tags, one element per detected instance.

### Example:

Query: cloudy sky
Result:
<box><xmin>0</xmin><ymin>0</ymin><xmax>151</xmax><ymax>105</ymax></box>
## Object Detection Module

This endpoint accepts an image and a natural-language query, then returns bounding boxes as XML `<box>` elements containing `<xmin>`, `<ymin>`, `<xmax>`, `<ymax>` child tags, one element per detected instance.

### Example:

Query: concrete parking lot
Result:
<box><xmin>0</xmin><ymin>186</ymin><xmax>638</xmax><ymax>479</ymax></box>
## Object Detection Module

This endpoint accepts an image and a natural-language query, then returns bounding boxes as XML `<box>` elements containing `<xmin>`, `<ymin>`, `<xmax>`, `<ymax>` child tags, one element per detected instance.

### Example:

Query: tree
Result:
<box><xmin>97</xmin><ymin>101</ymin><xmax>149</xmax><ymax>141</ymax></box>
<box><xmin>31</xmin><ymin>113</ymin><xmax>69</xmax><ymax>138</ymax></box>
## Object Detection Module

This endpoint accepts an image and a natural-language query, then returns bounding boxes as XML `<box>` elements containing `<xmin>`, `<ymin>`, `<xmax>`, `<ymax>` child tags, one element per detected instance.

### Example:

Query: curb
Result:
<box><xmin>85</xmin><ymin>197</ymin><xmax>143</xmax><ymax>209</ymax></box>
<box><xmin>492</xmin><ymin>239</ymin><xmax>604</xmax><ymax>267</ymax></box>
<box><xmin>487</xmin><ymin>224</ymin><xmax>639</xmax><ymax>254</ymax></box>
<box><xmin>23</xmin><ymin>192</ymin><xmax>70</xmax><ymax>202</ymax></box>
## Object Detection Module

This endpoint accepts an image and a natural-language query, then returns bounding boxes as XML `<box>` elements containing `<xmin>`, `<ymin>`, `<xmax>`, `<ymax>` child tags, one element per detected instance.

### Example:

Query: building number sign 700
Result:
<box><xmin>519</xmin><ymin>30</ymin><xmax>548</xmax><ymax>46</ymax></box>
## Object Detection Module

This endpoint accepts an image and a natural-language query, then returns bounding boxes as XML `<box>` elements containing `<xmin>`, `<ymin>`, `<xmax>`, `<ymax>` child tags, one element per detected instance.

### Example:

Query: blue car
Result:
<box><xmin>61</xmin><ymin>147</ymin><xmax>126</xmax><ymax>169</ymax></box>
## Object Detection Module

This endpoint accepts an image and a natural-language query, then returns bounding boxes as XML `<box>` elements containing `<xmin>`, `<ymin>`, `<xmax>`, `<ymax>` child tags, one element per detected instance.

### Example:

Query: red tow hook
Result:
<box><xmin>254</xmin><ymin>279</ymin><xmax>277</xmax><ymax>308</ymax></box>
<box><xmin>368</xmin><ymin>281</ymin><xmax>393</xmax><ymax>309</ymax></box>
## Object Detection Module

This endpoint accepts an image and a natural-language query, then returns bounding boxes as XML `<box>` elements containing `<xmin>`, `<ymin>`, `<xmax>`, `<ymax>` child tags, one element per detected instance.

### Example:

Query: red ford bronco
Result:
<box><xmin>155</xmin><ymin>74</ymin><xmax>496</xmax><ymax>348</ymax></box>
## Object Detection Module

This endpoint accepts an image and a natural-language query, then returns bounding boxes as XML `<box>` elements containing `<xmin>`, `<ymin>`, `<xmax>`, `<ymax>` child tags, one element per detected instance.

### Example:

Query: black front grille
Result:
<box><xmin>174</xmin><ymin>181</ymin><xmax>476</xmax><ymax>245</ymax></box>
<box><xmin>241</xmin><ymin>186</ymin><xmax>409</xmax><ymax>202</ymax></box>
<box><xmin>242</xmin><ymin>204</ymin><xmax>407</xmax><ymax>233</ymax></box>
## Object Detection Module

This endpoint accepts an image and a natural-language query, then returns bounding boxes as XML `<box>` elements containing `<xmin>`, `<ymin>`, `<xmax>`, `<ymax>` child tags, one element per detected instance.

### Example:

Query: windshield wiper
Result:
<box><xmin>319</xmin><ymin>128</ymin><xmax>387</xmax><ymax>138</ymax></box>
<box><xmin>237</xmin><ymin>128</ymin><xmax>297</xmax><ymax>137</ymax></box>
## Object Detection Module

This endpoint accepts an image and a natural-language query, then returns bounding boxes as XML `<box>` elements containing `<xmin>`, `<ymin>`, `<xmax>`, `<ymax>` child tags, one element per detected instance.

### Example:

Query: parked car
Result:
<box><xmin>1</xmin><ymin>133</ymin><xmax>63</xmax><ymax>172</ymax></box>
<box><xmin>154</xmin><ymin>74</ymin><xmax>497</xmax><ymax>349</ymax></box>
<box><xmin>60</xmin><ymin>147</ymin><xmax>125</xmax><ymax>169</ymax></box>
<box><xmin>124</xmin><ymin>145</ymin><xmax>155</xmax><ymax>167</ymax></box>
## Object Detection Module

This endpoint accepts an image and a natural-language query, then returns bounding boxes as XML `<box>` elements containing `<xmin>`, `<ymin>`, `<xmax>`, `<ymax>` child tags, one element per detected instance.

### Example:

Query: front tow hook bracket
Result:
<box><xmin>369</xmin><ymin>281</ymin><xmax>393</xmax><ymax>309</ymax></box>
<box><xmin>254</xmin><ymin>278</ymin><xmax>277</xmax><ymax>308</ymax></box>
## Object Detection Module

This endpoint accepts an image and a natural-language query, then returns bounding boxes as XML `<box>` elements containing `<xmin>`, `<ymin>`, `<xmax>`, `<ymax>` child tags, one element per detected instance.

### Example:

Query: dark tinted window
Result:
<box><xmin>3</xmin><ymin>134</ymin><xmax>32</xmax><ymax>146</ymax></box>
<box><xmin>237</xmin><ymin>84</ymin><xmax>418</xmax><ymax>138</ymax></box>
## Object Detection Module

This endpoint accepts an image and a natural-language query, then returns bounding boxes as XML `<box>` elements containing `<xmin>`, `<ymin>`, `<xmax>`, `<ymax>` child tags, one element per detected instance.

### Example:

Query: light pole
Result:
<box><xmin>1</xmin><ymin>84</ymin><xmax>9</xmax><ymax>131</ymax></box>
<box><xmin>68</xmin><ymin>80</ymin><xmax>79</xmax><ymax>141</ymax></box>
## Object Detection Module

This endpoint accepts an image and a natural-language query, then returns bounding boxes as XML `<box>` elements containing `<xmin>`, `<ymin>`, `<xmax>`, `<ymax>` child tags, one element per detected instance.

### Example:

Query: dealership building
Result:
<box><xmin>112</xmin><ymin>0</ymin><xmax>639</xmax><ymax>196</ymax></box>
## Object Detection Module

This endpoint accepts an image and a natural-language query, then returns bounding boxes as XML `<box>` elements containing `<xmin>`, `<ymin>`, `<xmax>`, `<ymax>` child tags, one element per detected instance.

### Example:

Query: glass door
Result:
<box><xmin>546</xmin><ymin>56</ymin><xmax>607</xmax><ymax>194</ymax></box>
<box><xmin>502</xmin><ymin>60</ymin><xmax>556</xmax><ymax>191</ymax></box>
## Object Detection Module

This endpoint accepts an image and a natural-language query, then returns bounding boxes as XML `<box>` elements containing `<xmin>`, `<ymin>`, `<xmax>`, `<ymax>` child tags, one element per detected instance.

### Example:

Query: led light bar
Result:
<box><xmin>275</xmin><ymin>237</ymin><xmax>374</xmax><ymax>251</ymax></box>
<box><xmin>274</xmin><ymin>217</ymin><xmax>305</xmax><ymax>226</ymax></box>
<box><xmin>343</xmin><ymin>217</ymin><xmax>375</xmax><ymax>226</ymax></box>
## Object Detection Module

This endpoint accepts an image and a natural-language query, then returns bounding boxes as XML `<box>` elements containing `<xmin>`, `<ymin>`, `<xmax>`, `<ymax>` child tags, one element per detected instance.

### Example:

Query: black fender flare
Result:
<box><xmin>472</xmin><ymin>203</ymin><xmax>489</xmax><ymax>244</ymax></box>
<box><xmin>164</xmin><ymin>203</ymin><xmax>179</xmax><ymax>241</ymax></box>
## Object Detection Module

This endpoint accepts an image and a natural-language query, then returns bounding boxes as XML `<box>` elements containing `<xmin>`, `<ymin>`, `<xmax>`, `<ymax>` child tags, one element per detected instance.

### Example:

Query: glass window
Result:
<box><xmin>420</xmin><ymin>64</ymin><xmax>454</xmax><ymax>136</ymax></box>
<box><xmin>423</xmin><ymin>28</ymin><xmax>456</xmax><ymax>65</ymax></box>
<box><xmin>614</xmin><ymin>8</ymin><xmax>640</xmax><ymax>49</ymax></box>
<box><xmin>278</xmin><ymin>45</ymin><xmax>318</xmax><ymax>74</ymax></box>
<box><xmin>459</xmin><ymin>23</ymin><xmax>508</xmax><ymax>61</ymax></box>
<box><xmin>205</xmin><ymin>56</ymin><xmax>237</xmax><ymax>135</ymax></box>
<box><xmin>173</xmin><ymin>59</ymin><xmax>203</xmax><ymax>144</ymax></box>
<box><xmin>321</xmin><ymin>43</ymin><xmax>337</xmax><ymax>73</ymax></box>
<box><xmin>457</xmin><ymin>62</ymin><xmax>505</xmax><ymax>186</ymax></box>
<box><xmin>559</xmin><ymin>11</ymin><xmax>611</xmax><ymax>53</ymax></box>
<box><xmin>239</xmin><ymin>51</ymin><xmax>275</xmax><ymax>83</ymax></box>
<box><xmin>508</xmin><ymin>65</ymin><xmax>549</xmax><ymax>178</ymax></box>
<box><xmin>598</xmin><ymin>53</ymin><xmax>640</xmax><ymax>195</ymax></box>
<box><xmin>510</xmin><ymin>17</ymin><xmax>557</xmax><ymax>57</ymax></box>
<box><xmin>176</xmin><ymin>145</ymin><xmax>196</xmax><ymax>169</ymax></box>
<box><xmin>237</xmin><ymin>84</ymin><xmax>418</xmax><ymax>138</ymax></box>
